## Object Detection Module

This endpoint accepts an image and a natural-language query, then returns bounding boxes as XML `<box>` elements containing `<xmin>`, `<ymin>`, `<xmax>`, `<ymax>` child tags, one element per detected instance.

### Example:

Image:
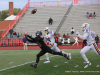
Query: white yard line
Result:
<box><xmin>54</xmin><ymin>65</ymin><xmax>58</xmax><ymax>67</ymax></box>
<box><xmin>0</xmin><ymin>55</ymin><xmax>58</xmax><ymax>72</ymax></box>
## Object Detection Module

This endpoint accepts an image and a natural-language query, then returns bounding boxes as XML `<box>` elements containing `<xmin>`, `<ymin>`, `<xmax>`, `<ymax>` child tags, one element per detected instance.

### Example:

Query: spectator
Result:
<box><xmin>20</xmin><ymin>28</ymin><xmax>23</xmax><ymax>37</ymax></box>
<box><xmin>48</xmin><ymin>17</ymin><xmax>53</xmax><ymax>25</ymax></box>
<box><xmin>24</xmin><ymin>31</ymin><xmax>27</xmax><ymax>37</ymax></box>
<box><xmin>63</xmin><ymin>33</ymin><xmax>66</xmax><ymax>38</ymax></box>
<box><xmin>17</xmin><ymin>32</ymin><xmax>19</xmax><ymax>38</ymax></box>
<box><xmin>86</xmin><ymin>12</ymin><xmax>89</xmax><ymax>19</ymax></box>
<box><xmin>13</xmin><ymin>31</ymin><xmax>17</xmax><ymax>38</ymax></box>
<box><xmin>66</xmin><ymin>33</ymin><xmax>70</xmax><ymax>39</ymax></box>
<box><xmin>92</xmin><ymin>12</ymin><xmax>96</xmax><ymax>19</ymax></box>
<box><xmin>95</xmin><ymin>35</ymin><xmax>99</xmax><ymax>47</ymax></box>
<box><xmin>9</xmin><ymin>28</ymin><xmax>13</xmax><ymax>38</ymax></box>
<box><xmin>71</xmin><ymin>27</ymin><xmax>75</xmax><ymax>34</ymax></box>
<box><xmin>89</xmin><ymin>13</ymin><xmax>92</xmax><ymax>18</ymax></box>
<box><xmin>22</xmin><ymin>35</ymin><xmax>28</xmax><ymax>50</ymax></box>
<box><xmin>82</xmin><ymin>39</ymin><xmax>87</xmax><ymax>48</ymax></box>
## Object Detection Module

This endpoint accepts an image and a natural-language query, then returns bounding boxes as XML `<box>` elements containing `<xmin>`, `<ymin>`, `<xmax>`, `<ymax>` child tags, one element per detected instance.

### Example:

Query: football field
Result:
<box><xmin>0</xmin><ymin>49</ymin><xmax>100</xmax><ymax>75</ymax></box>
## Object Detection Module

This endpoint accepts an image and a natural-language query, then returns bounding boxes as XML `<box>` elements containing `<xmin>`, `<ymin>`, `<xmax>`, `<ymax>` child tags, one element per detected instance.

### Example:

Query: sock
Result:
<box><xmin>45</xmin><ymin>53</ymin><xmax>49</xmax><ymax>61</ymax></box>
<box><xmin>63</xmin><ymin>54</ymin><xmax>68</xmax><ymax>58</ymax></box>
<box><xmin>62</xmin><ymin>51</ymin><xmax>67</xmax><ymax>54</ymax></box>
<box><xmin>36</xmin><ymin>63</ymin><xmax>38</xmax><ymax>65</ymax></box>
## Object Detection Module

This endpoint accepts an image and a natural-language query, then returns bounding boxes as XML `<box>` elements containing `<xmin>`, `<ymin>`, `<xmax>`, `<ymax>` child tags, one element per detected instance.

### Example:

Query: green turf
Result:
<box><xmin>0</xmin><ymin>49</ymin><xmax>100</xmax><ymax>75</ymax></box>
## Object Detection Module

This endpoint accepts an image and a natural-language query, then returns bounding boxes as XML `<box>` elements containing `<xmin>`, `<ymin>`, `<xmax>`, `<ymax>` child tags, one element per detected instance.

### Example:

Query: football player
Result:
<box><xmin>44</xmin><ymin>27</ymin><xmax>71</xmax><ymax>63</ymax></box>
<box><xmin>26</xmin><ymin>31</ymin><xmax>70</xmax><ymax>68</ymax></box>
<box><xmin>76</xmin><ymin>23</ymin><xmax>100</xmax><ymax>68</ymax></box>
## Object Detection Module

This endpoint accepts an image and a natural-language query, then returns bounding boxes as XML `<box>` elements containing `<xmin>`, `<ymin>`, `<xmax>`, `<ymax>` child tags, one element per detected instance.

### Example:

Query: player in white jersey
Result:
<box><xmin>44</xmin><ymin>27</ymin><xmax>71</xmax><ymax>63</ymax></box>
<box><xmin>76</xmin><ymin>23</ymin><xmax>100</xmax><ymax>68</ymax></box>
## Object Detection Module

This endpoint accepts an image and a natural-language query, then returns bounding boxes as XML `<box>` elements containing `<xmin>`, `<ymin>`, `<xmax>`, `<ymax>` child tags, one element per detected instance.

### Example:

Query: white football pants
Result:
<box><xmin>45</xmin><ymin>43</ymin><xmax>67</xmax><ymax>61</ymax></box>
<box><xmin>80</xmin><ymin>42</ymin><xmax>100</xmax><ymax>63</ymax></box>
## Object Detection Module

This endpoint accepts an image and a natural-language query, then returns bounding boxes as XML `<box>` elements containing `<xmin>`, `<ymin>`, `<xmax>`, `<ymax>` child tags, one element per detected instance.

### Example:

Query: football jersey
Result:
<box><xmin>44</xmin><ymin>31</ymin><xmax>55</xmax><ymax>44</ymax></box>
<box><xmin>84</xmin><ymin>28</ymin><xmax>95</xmax><ymax>45</ymax></box>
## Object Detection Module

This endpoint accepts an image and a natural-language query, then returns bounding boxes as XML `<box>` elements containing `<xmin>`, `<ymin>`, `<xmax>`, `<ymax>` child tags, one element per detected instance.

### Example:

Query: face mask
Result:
<box><xmin>45</xmin><ymin>31</ymin><xmax>48</xmax><ymax>34</ymax></box>
<box><xmin>81</xmin><ymin>28</ymin><xmax>84</xmax><ymax>32</ymax></box>
<box><xmin>37</xmin><ymin>34</ymin><xmax>39</xmax><ymax>35</ymax></box>
<box><xmin>81</xmin><ymin>27</ymin><xmax>86</xmax><ymax>32</ymax></box>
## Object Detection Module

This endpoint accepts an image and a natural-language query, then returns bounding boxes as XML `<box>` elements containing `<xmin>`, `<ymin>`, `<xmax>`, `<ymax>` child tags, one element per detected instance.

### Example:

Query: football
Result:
<box><xmin>31</xmin><ymin>9</ymin><xmax>37</xmax><ymax>14</ymax></box>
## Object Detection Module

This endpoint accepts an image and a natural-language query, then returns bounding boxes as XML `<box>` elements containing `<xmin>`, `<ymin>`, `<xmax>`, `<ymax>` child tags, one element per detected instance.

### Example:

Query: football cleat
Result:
<box><xmin>84</xmin><ymin>62</ymin><xmax>91</xmax><ymax>68</ymax></box>
<box><xmin>68</xmin><ymin>53</ymin><xmax>71</xmax><ymax>60</ymax></box>
<box><xmin>30</xmin><ymin>64</ymin><xmax>37</xmax><ymax>68</ymax></box>
<box><xmin>64</xmin><ymin>54</ymin><xmax>69</xmax><ymax>60</ymax></box>
<box><xmin>44</xmin><ymin>60</ymin><xmax>50</xmax><ymax>63</ymax></box>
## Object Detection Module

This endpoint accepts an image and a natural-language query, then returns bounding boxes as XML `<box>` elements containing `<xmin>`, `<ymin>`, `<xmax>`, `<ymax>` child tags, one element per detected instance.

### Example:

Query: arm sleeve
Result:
<box><xmin>51</xmin><ymin>31</ymin><xmax>55</xmax><ymax>36</ymax></box>
<box><xmin>78</xmin><ymin>33</ymin><xmax>88</xmax><ymax>40</ymax></box>
<box><xmin>26</xmin><ymin>36</ymin><xmax>36</xmax><ymax>43</ymax></box>
<box><xmin>28</xmin><ymin>35</ymin><xmax>43</xmax><ymax>41</ymax></box>
<box><xmin>26</xmin><ymin>35</ymin><xmax>36</xmax><ymax>43</ymax></box>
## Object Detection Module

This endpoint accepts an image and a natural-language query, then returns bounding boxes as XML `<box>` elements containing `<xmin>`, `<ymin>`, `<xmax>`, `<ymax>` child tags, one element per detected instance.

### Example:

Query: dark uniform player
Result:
<box><xmin>26</xmin><ymin>31</ymin><xmax>69</xmax><ymax>68</ymax></box>
<box><xmin>82</xmin><ymin>39</ymin><xmax>87</xmax><ymax>48</ymax></box>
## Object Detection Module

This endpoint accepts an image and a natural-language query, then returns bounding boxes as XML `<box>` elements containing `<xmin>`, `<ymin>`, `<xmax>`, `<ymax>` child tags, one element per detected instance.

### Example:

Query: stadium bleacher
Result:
<box><xmin>59</xmin><ymin>5</ymin><xmax>100</xmax><ymax>36</ymax></box>
<box><xmin>7</xmin><ymin>6</ymin><xmax>69</xmax><ymax>37</ymax></box>
<box><xmin>6</xmin><ymin>5</ymin><xmax>100</xmax><ymax>38</ymax></box>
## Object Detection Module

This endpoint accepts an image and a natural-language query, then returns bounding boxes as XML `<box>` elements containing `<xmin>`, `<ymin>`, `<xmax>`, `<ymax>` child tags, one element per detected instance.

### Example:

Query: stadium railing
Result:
<box><xmin>29</xmin><ymin>0</ymin><xmax>100</xmax><ymax>7</ymax></box>
<box><xmin>55</xmin><ymin>2</ymin><xmax>73</xmax><ymax>33</ymax></box>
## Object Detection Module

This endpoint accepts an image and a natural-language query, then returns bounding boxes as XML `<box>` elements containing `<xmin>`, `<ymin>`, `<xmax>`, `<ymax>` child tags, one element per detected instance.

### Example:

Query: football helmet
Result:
<box><xmin>36</xmin><ymin>31</ymin><xmax>42</xmax><ymax>37</ymax></box>
<box><xmin>44</xmin><ymin>27</ymin><xmax>50</xmax><ymax>34</ymax></box>
<box><xmin>82</xmin><ymin>23</ymin><xmax>90</xmax><ymax>31</ymax></box>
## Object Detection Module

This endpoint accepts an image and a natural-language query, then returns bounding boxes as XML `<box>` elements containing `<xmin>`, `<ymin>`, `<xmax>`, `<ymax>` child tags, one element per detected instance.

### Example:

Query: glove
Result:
<box><xmin>76</xmin><ymin>31</ymin><xmax>79</xmax><ymax>35</ymax></box>
<box><xmin>59</xmin><ymin>37</ymin><xmax>62</xmax><ymax>39</ymax></box>
<box><xmin>59</xmin><ymin>37</ymin><xmax>63</xmax><ymax>42</ymax></box>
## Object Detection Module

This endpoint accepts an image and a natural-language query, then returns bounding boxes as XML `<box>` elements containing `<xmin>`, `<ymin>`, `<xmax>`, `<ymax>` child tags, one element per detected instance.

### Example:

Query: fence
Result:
<box><xmin>29</xmin><ymin>0</ymin><xmax>100</xmax><ymax>7</ymax></box>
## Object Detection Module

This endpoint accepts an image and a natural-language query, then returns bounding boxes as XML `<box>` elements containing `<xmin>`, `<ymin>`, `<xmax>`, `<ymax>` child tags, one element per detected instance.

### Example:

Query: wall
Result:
<box><xmin>0</xmin><ymin>21</ymin><xmax>12</xmax><ymax>30</ymax></box>
<box><xmin>0</xmin><ymin>20</ymin><xmax>12</xmax><ymax>37</ymax></box>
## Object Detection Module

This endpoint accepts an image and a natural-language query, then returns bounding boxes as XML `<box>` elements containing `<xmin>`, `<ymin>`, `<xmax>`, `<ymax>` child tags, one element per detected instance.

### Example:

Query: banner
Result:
<box><xmin>57</xmin><ymin>37</ymin><xmax>79</xmax><ymax>45</ymax></box>
<box><xmin>0</xmin><ymin>38</ymin><xmax>23</xmax><ymax>47</ymax></box>
<box><xmin>0</xmin><ymin>37</ymin><xmax>82</xmax><ymax>47</ymax></box>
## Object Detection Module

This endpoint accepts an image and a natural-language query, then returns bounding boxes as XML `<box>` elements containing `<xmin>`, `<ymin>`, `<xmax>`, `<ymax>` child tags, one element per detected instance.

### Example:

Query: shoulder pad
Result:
<box><xmin>84</xmin><ymin>29</ymin><xmax>90</xmax><ymax>33</ymax></box>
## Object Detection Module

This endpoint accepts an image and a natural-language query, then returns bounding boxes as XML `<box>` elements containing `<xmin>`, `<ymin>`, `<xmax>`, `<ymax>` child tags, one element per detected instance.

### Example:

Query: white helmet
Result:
<box><xmin>82</xmin><ymin>23</ymin><xmax>90</xmax><ymax>31</ymax></box>
<box><xmin>44</xmin><ymin>27</ymin><xmax>50</xmax><ymax>34</ymax></box>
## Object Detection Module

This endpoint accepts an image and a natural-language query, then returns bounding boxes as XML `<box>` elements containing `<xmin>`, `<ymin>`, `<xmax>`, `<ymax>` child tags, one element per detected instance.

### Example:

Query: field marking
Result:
<box><xmin>74</xmin><ymin>65</ymin><xmax>79</xmax><ymax>67</ymax></box>
<box><xmin>54</xmin><ymin>65</ymin><xmax>58</xmax><ymax>67</ymax></box>
<box><xmin>64</xmin><ymin>62</ymin><xmax>68</xmax><ymax>63</ymax></box>
<box><xmin>0</xmin><ymin>50</ymin><xmax>95</xmax><ymax>72</ymax></box>
<box><xmin>65</xmin><ymin>71</ymin><xmax>100</xmax><ymax>73</ymax></box>
<box><xmin>9</xmin><ymin>62</ymin><xmax>14</xmax><ymax>64</ymax></box>
<box><xmin>0</xmin><ymin>55</ymin><xmax>58</xmax><ymax>72</ymax></box>
<box><xmin>96</xmin><ymin>65</ymin><xmax>100</xmax><ymax>67</ymax></box>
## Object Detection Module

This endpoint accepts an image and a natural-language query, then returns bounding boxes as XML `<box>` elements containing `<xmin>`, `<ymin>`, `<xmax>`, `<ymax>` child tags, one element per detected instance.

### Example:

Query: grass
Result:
<box><xmin>0</xmin><ymin>49</ymin><xmax>100</xmax><ymax>75</ymax></box>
